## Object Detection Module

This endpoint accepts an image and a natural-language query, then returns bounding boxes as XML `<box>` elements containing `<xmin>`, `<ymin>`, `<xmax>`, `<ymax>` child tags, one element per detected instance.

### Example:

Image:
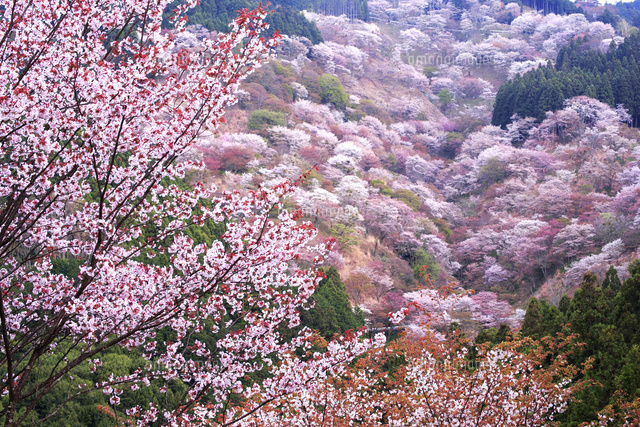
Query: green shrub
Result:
<box><xmin>478</xmin><ymin>157</ymin><xmax>508</xmax><ymax>187</ymax></box>
<box><xmin>247</xmin><ymin>109</ymin><xmax>287</xmax><ymax>131</ymax></box>
<box><xmin>370</xmin><ymin>179</ymin><xmax>393</xmax><ymax>196</ymax></box>
<box><xmin>411</xmin><ymin>248</ymin><xmax>440</xmax><ymax>281</ymax></box>
<box><xmin>391</xmin><ymin>189</ymin><xmax>422</xmax><ymax>211</ymax></box>
<box><xmin>273</xmin><ymin>61</ymin><xmax>294</xmax><ymax>77</ymax></box>
<box><xmin>318</xmin><ymin>74</ymin><xmax>348</xmax><ymax>110</ymax></box>
<box><xmin>433</xmin><ymin>217</ymin><xmax>453</xmax><ymax>241</ymax></box>
<box><xmin>423</xmin><ymin>66</ymin><xmax>438</xmax><ymax>79</ymax></box>
<box><xmin>437</xmin><ymin>89</ymin><xmax>453</xmax><ymax>110</ymax></box>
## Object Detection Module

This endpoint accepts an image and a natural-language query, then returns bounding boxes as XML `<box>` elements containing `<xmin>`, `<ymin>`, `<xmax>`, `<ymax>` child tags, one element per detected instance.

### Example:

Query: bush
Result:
<box><xmin>273</xmin><ymin>61</ymin><xmax>294</xmax><ymax>77</ymax></box>
<box><xmin>219</xmin><ymin>146</ymin><xmax>255</xmax><ymax>172</ymax></box>
<box><xmin>247</xmin><ymin>109</ymin><xmax>287</xmax><ymax>131</ymax></box>
<box><xmin>433</xmin><ymin>217</ymin><xmax>453</xmax><ymax>241</ymax></box>
<box><xmin>318</xmin><ymin>74</ymin><xmax>348</xmax><ymax>110</ymax></box>
<box><xmin>423</xmin><ymin>66</ymin><xmax>439</xmax><ymax>79</ymax></box>
<box><xmin>391</xmin><ymin>189</ymin><xmax>422</xmax><ymax>211</ymax></box>
<box><xmin>411</xmin><ymin>248</ymin><xmax>440</xmax><ymax>282</ymax></box>
<box><xmin>437</xmin><ymin>89</ymin><xmax>453</xmax><ymax>111</ymax></box>
<box><xmin>370</xmin><ymin>179</ymin><xmax>393</xmax><ymax>196</ymax></box>
<box><xmin>346</xmin><ymin>108</ymin><xmax>366</xmax><ymax>122</ymax></box>
<box><xmin>478</xmin><ymin>157</ymin><xmax>508</xmax><ymax>187</ymax></box>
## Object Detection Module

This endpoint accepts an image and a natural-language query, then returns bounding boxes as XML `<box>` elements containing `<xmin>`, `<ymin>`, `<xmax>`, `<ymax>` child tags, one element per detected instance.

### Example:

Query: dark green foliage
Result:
<box><xmin>174</xmin><ymin>0</ymin><xmax>371</xmax><ymax>42</ymax></box>
<box><xmin>311</xmin><ymin>0</ymin><xmax>369</xmax><ymax>21</ymax></box>
<box><xmin>390</xmin><ymin>189</ymin><xmax>422</xmax><ymax>211</ymax></box>
<box><xmin>477</xmin><ymin>157</ymin><xmax>508</xmax><ymax>188</ymax></box>
<box><xmin>520</xmin><ymin>263</ymin><xmax>640</xmax><ymax>426</ymax></box>
<box><xmin>602</xmin><ymin>265</ymin><xmax>622</xmax><ymax>292</ymax></box>
<box><xmin>474</xmin><ymin>327</ymin><xmax>496</xmax><ymax>345</ymax></box>
<box><xmin>346</xmin><ymin>107</ymin><xmax>367</xmax><ymax>122</ymax></box>
<box><xmin>596</xmin><ymin>8</ymin><xmax>619</xmax><ymax>26</ymax></box>
<box><xmin>437</xmin><ymin>89</ymin><xmax>453</xmax><ymax>111</ymax></box>
<box><xmin>422</xmin><ymin>66</ymin><xmax>438</xmax><ymax>79</ymax></box>
<box><xmin>299</xmin><ymin>267</ymin><xmax>365</xmax><ymax>339</ymax></box>
<box><xmin>410</xmin><ymin>248</ymin><xmax>440</xmax><ymax>281</ymax></box>
<box><xmin>615</xmin><ymin>344</ymin><xmax>640</xmax><ymax>399</ymax></box>
<box><xmin>178</xmin><ymin>0</ymin><xmax>324</xmax><ymax>44</ymax></box>
<box><xmin>613</xmin><ymin>261</ymin><xmax>640</xmax><ymax>345</ymax></box>
<box><xmin>52</xmin><ymin>257</ymin><xmax>84</xmax><ymax>279</ymax></box>
<box><xmin>318</xmin><ymin>74</ymin><xmax>348</xmax><ymax>110</ymax></box>
<box><xmin>432</xmin><ymin>217</ymin><xmax>453</xmax><ymax>241</ymax></box>
<box><xmin>247</xmin><ymin>109</ymin><xmax>287</xmax><ymax>131</ymax></box>
<box><xmin>492</xmin><ymin>34</ymin><xmax>640</xmax><ymax>128</ymax></box>
<box><xmin>9</xmin><ymin>346</ymin><xmax>182</xmax><ymax>426</ymax></box>
<box><xmin>567</xmin><ymin>273</ymin><xmax>615</xmax><ymax>341</ymax></box>
<box><xmin>475</xmin><ymin>324</ymin><xmax>512</xmax><ymax>346</ymax></box>
<box><xmin>614</xmin><ymin>0</ymin><xmax>640</xmax><ymax>27</ymax></box>
<box><xmin>560</xmin><ymin>271</ymin><xmax>626</xmax><ymax>425</ymax></box>
<box><xmin>265</xmin><ymin>7</ymin><xmax>323</xmax><ymax>44</ymax></box>
<box><xmin>559</xmin><ymin>294</ymin><xmax>571</xmax><ymax>315</ymax></box>
<box><xmin>520</xmin><ymin>298</ymin><xmax>562</xmax><ymax>340</ymax></box>
<box><xmin>329</xmin><ymin>223</ymin><xmax>360</xmax><ymax>250</ymax></box>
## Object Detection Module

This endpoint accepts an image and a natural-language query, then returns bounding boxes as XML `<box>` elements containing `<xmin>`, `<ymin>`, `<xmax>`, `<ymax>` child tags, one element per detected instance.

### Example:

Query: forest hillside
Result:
<box><xmin>3</xmin><ymin>0</ymin><xmax>640</xmax><ymax>424</ymax></box>
<box><xmin>181</xmin><ymin>0</ymin><xmax>640</xmax><ymax>335</ymax></box>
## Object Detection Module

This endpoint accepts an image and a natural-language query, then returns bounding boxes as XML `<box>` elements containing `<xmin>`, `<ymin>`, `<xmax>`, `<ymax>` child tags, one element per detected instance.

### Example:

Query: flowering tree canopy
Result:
<box><xmin>243</xmin><ymin>288</ymin><xmax>580</xmax><ymax>427</ymax></box>
<box><xmin>0</xmin><ymin>1</ymin><xmax>380</xmax><ymax>425</ymax></box>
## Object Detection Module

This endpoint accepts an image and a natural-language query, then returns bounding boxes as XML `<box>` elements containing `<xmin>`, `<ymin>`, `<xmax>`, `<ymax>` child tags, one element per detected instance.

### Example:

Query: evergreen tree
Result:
<box><xmin>175</xmin><ymin>0</ymin><xmax>325</xmax><ymax>44</ymax></box>
<box><xmin>602</xmin><ymin>265</ymin><xmax>622</xmax><ymax>292</ymax></box>
<box><xmin>614</xmin><ymin>260</ymin><xmax>640</xmax><ymax>345</ymax></box>
<box><xmin>615</xmin><ymin>344</ymin><xmax>640</xmax><ymax>399</ymax></box>
<box><xmin>318</xmin><ymin>74</ymin><xmax>349</xmax><ymax>110</ymax></box>
<box><xmin>299</xmin><ymin>267</ymin><xmax>364</xmax><ymax>339</ymax></box>
<box><xmin>527</xmin><ymin>262</ymin><xmax>640</xmax><ymax>426</ymax></box>
<box><xmin>520</xmin><ymin>298</ymin><xmax>562</xmax><ymax>340</ymax></box>
<box><xmin>492</xmin><ymin>34</ymin><xmax>640</xmax><ymax>128</ymax></box>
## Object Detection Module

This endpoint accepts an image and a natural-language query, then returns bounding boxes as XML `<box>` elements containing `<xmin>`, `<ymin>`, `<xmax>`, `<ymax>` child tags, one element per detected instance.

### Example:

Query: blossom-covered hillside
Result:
<box><xmin>181</xmin><ymin>0</ymin><xmax>640</xmax><ymax>334</ymax></box>
<box><xmin>6</xmin><ymin>0</ymin><xmax>640</xmax><ymax>424</ymax></box>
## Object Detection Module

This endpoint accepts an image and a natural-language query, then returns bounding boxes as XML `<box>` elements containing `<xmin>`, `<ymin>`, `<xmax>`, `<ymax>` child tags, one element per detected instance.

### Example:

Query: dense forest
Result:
<box><xmin>613</xmin><ymin>0</ymin><xmax>640</xmax><ymax>27</ymax></box>
<box><xmin>180</xmin><ymin>0</ymin><xmax>369</xmax><ymax>42</ymax></box>
<box><xmin>493</xmin><ymin>33</ymin><xmax>640</xmax><ymax>128</ymax></box>
<box><xmin>166</xmin><ymin>0</ymin><xmax>324</xmax><ymax>42</ymax></box>
<box><xmin>510</xmin><ymin>262</ymin><xmax>640</xmax><ymax>426</ymax></box>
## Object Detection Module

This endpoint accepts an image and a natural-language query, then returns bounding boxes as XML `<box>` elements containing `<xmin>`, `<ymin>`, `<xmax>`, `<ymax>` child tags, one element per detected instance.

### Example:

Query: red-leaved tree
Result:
<box><xmin>0</xmin><ymin>1</ymin><xmax>379</xmax><ymax>425</ymax></box>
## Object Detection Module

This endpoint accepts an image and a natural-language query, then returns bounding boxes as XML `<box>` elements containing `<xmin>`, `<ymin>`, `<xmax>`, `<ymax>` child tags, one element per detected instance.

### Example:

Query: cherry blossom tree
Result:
<box><xmin>421</xmin><ymin>234</ymin><xmax>460</xmax><ymax>274</ymax></box>
<box><xmin>399</xmin><ymin>28</ymin><xmax>432</xmax><ymax>52</ymax></box>
<box><xmin>336</xmin><ymin>176</ymin><xmax>370</xmax><ymax>206</ymax></box>
<box><xmin>510</xmin><ymin>13</ymin><xmax>543</xmax><ymax>35</ymax></box>
<box><xmin>530</xmin><ymin>178</ymin><xmax>574</xmax><ymax>218</ymax></box>
<box><xmin>564</xmin><ymin>239</ymin><xmax>625</xmax><ymax>286</ymax></box>
<box><xmin>552</xmin><ymin>222</ymin><xmax>597</xmax><ymax>264</ymax></box>
<box><xmin>406</xmin><ymin>155</ymin><xmax>445</xmax><ymax>183</ymax></box>
<box><xmin>459</xmin><ymin>126</ymin><xmax>508</xmax><ymax>158</ymax></box>
<box><xmin>291</xmin><ymin>101</ymin><xmax>336</xmax><ymax>125</ymax></box>
<box><xmin>243</xmin><ymin>290</ymin><xmax>580</xmax><ymax>426</ymax></box>
<box><xmin>0</xmin><ymin>1</ymin><xmax>377</xmax><ymax>425</ymax></box>
<box><xmin>362</xmin><ymin>198</ymin><xmax>406</xmax><ymax>255</ymax></box>
<box><xmin>334</xmin><ymin>141</ymin><xmax>365</xmax><ymax>161</ymax></box>
<box><xmin>268</xmin><ymin>126</ymin><xmax>312</xmax><ymax>153</ymax></box>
